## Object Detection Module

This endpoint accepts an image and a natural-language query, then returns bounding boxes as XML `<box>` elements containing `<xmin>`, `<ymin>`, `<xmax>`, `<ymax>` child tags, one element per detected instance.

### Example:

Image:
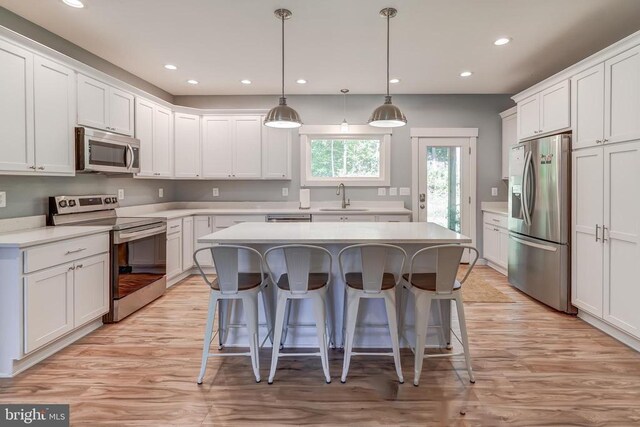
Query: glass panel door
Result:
<box><xmin>426</xmin><ymin>146</ymin><xmax>462</xmax><ymax>232</ymax></box>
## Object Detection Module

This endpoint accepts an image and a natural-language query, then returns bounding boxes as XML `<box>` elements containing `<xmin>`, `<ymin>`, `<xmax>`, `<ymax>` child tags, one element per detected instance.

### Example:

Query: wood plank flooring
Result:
<box><xmin>2</xmin><ymin>266</ymin><xmax>640</xmax><ymax>426</ymax></box>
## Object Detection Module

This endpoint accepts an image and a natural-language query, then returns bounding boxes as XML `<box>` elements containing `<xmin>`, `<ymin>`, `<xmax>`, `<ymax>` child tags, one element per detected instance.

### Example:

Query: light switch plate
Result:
<box><xmin>0</xmin><ymin>191</ymin><xmax>6</xmax><ymax>208</ymax></box>
<box><xmin>159</xmin><ymin>188</ymin><xmax>164</xmax><ymax>198</ymax></box>
<box><xmin>491</xmin><ymin>187</ymin><xmax>498</xmax><ymax>196</ymax></box>
<box><xmin>389</xmin><ymin>187</ymin><xmax>398</xmax><ymax>196</ymax></box>
<box><xmin>282</xmin><ymin>188</ymin><xmax>289</xmax><ymax>197</ymax></box>
<box><xmin>118</xmin><ymin>189</ymin><xmax>125</xmax><ymax>200</ymax></box>
<box><xmin>378</xmin><ymin>188</ymin><xmax>387</xmax><ymax>196</ymax></box>
<box><xmin>399</xmin><ymin>187</ymin><xmax>410</xmax><ymax>196</ymax></box>
<box><xmin>212</xmin><ymin>188</ymin><xmax>219</xmax><ymax>197</ymax></box>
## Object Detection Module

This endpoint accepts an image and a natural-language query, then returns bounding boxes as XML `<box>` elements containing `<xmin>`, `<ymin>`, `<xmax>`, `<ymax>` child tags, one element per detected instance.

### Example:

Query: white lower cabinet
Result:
<box><xmin>572</xmin><ymin>140</ymin><xmax>640</xmax><ymax>340</ymax></box>
<box><xmin>482</xmin><ymin>212</ymin><xmax>508</xmax><ymax>273</ymax></box>
<box><xmin>182</xmin><ymin>217</ymin><xmax>194</xmax><ymax>270</ymax></box>
<box><xmin>193</xmin><ymin>216</ymin><xmax>214</xmax><ymax>267</ymax></box>
<box><xmin>166</xmin><ymin>231</ymin><xmax>183</xmax><ymax>279</ymax></box>
<box><xmin>313</xmin><ymin>214</ymin><xmax>376</xmax><ymax>222</ymax></box>
<box><xmin>73</xmin><ymin>253</ymin><xmax>110</xmax><ymax>328</ymax></box>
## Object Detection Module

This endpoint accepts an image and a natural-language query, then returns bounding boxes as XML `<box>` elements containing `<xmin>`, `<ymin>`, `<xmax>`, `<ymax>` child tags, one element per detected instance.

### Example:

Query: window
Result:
<box><xmin>300</xmin><ymin>125</ymin><xmax>391</xmax><ymax>186</ymax></box>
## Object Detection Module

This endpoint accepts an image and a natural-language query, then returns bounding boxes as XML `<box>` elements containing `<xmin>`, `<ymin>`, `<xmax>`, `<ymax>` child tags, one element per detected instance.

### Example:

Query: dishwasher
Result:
<box><xmin>266</xmin><ymin>214</ymin><xmax>312</xmax><ymax>222</ymax></box>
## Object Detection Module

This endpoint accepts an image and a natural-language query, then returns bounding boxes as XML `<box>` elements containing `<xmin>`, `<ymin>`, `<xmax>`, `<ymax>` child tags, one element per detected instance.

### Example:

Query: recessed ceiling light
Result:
<box><xmin>62</xmin><ymin>0</ymin><xmax>84</xmax><ymax>8</ymax></box>
<box><xmin>187</xmin><ymin>79</ymin><xmax>198</xmax><ymax>85</ymax></box>
<box><xmin>241</xmin><ymin>79</ymin><xmax>252</xmax><ymax>85</ymax></box>
<box><xmin>296</xmin><ymin>79</ymin><xmax>307</xmax><ymax>84</ymax></box>
<box><xmin>164</xmin><ymin>64</ymin><xmax>177</xmax><ymax>70</ymax></box>
<box><xmin>389</xmin><ymin>78</ymin><xmax>400</xmax><ymax>84</ymax></box>
<box><xmin>460</xmin><ymin>71</ymin><xmax>473</xmax><ymax>77</ymax></box>
<box><xmin>494</xmin><ymin>37</ymin><xmax>511</xmax><ymax>46</ymax></box>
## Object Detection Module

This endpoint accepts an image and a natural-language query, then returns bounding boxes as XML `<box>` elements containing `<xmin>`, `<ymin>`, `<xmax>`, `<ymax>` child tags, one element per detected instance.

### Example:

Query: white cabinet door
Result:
<box><xmin>498</xmin><ymin>228</ymin><xmax>509</xmax><ymax>269</ymax></box>
<box><xmin>501</xmin><ymin>111</ymin><xmax>517</xmax><ymax>179</ymax></box>
<box><xmin>517</xmin><ymin>94</ymin><xmax>540</xmax><ymax>140</ymax></box>
<box><xmin>572</xmin><ymin>64</ymin><xmax>605</xmax><ymax>150</ymax></box>
<box><xmin>262</xmin><ymin>125</ymin><xmax>292</xmax><ymax>179</ymax></box>
<box><xmin>24</xmin><ymin>263</ymin><xmax>74</xmax><ymax>353</ymax></box>
<box><xmin>166</xmin><ymin>232</ymin><xmax>182</xmax><ymax>279</ymax></box>
<box><xmin>603</xmin><ymin>141</ymin><xmax>640</xmax><ymax>338</ymax></box>
<box><xmin>182</xmin><ymin>217</ymin><xmax>194</xmax><ymax>271</ymax></box>
<box><xmin>73</xmin><ymin>253</ymin><xmax>109</xmax><ymax>327</ymax></box>
<box><xmin>604</xmin><ymin>45</ymin><xmax>640</xmax><ymax>145</ymax></box>
<box><xmin>135</xmin><ymin>98</ymin><xmax>155</xmax><ymax>177</ymax></box>
<box><xmin>342</xmin><ymin>215</ymin><xmax>376</xmax><ymax>222</ymax></box>
<box><xmin>540</xmin><ymin>80</ymin><xmax>570</xmax><ymax>134</ymax></box>
<box><xmin>202</xmin><ymin>117</ymin><xmax>233</xmax><ymax>178</ymax></box>
<box><xmin>0</xmin><ymin>39</ymin><xmax>34</xmax><ymax>172</ymax></box>
<box><xmin>153</xmin><ymin>106</ymin><xmax>173</xmax><ymax>177</ymax></box>
<box><xmin>193</xmin><ymin>216</ymin><xmax>214</xmax><ymax>267</ymax></box>
<box><xmin>233</xmin><ymin>116</ymin><xmax>262</xmax><ymax>178</ymax></box>
<box><xmin>108</xmin><ymin>87</ymin><xmax>134</xmax><ymax>136</ymax></box>
<box><xmin>33</xmin><ymin>57</ymin><xmax>75</xmax><ymax>174</ymax></box>
<box><xmin>572</xmin><ymin>147</ymin><xmax>604</xmax><ymax>317</ymax></box>
<box><xmin>77</xmin><ymin>74</ymin><xmax>109</xmax><ymax>132</ymax></box>
<box><xmin>483</xmin><ymin>224</ymin><xmax>499</xmax><ymax>264</ymax></box>
<box><xmin>174</xmin><ymin>113</ymin><xmax>201</xmax><ymax>178</ymax></box>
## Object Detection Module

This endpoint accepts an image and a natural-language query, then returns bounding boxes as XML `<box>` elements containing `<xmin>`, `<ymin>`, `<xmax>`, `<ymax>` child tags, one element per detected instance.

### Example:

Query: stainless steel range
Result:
<box><xmin>49</xmin><ymin>195</ymin><xmax>167</xmax><ymax>322</ymax></box>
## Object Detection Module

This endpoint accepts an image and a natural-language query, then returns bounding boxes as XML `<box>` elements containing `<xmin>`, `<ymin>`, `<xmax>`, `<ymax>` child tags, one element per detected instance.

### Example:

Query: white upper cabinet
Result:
<box><xmin>33</xmin><ymin>57</ymin><xmax>75</xmax><ymax>174</ymax></box>
<box><xmin>604</xmin><ymin>45</ymin><xmax>640</xmax><ymax>145</ymax></box>
<box><xmin>78</xmin><ymin>74</ymin><xmax>134</xmax><ymax>136</ymax></box>
<box><xmin>135</xmin><ymin>98</ymin><xmax>173</xmax><ymax>177</ymax></box>
<box><xmin>517</xmin><ymin>80</ymin><xmax>570</xmax><ymax>141</ymax></box>
<box><xmin>262</xmin><ymin>125</ymin><xmax>292</xmax><ymax>179</ymax></box>
<box><xmin>500</xmin><ymin>107</ymin><xmax>517</xmax><ymax>180</ymax></box>
<box><xmin>233</xmin><ymin>116</ymin><xmax>262</xmax><ymax>178</ymax></box>
<box><xmin>174</xmin><ymin>113</ymin><xmax>201</xmax><ymax>178</ymax></box>
<box><xmin>571</xmin><ymin>64</ymin><xmax>605</xmax><ymax>150</ymax></box>
<box><xmin>0</xmin><ymin>39</ymin><xmax>34</xmax><ymax>173</ymax></box>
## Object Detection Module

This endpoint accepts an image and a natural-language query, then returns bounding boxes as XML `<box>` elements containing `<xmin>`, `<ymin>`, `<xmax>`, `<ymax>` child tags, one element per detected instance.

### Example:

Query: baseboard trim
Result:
<box><xmin>578</xmin><ymin>311</ymin><xmax>640</xmax><ymax>352</ymax></box>
<box><xmin>486</xmin><ymin>260</ymin><xmax>507</xmax><ymax>276</ymax></box>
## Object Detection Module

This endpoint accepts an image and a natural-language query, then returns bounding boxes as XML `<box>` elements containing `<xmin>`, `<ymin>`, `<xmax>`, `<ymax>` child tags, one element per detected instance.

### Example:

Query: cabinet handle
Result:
<box><xmin>208</xmin><ymin>217</ymin><xmax>211</xmax><ymax>228</ymax></box>
<box><xmin>595</xmin><ymin>140</ymin><xmax>602</xmax><ymax>144</ymax></box>
<box><xmin>28</xmin><ymin>165</ymin><xmax>36</xmax><ymax>170</ymax></box>
<box><xmin>65</xmin><ymin>248</ymin><xmax>87</xmax><ymax>255</ymax></box>
<box><xmin>494</xmin><ymin>228</ymin><xmax>500</xmax><ymax>232</ymax></box>
<box><xmin>37</xmin><ymin>166</ymin><xmax>44</xmax><ymax>170</ymax></box>
<box><xmin>68</xmin><ymin>266</ymin><xmax>75</xmax><ymax>271</ymax></box>
<box><xmin>76</xmin><ymin>264</ymin><xmax>83</xmax><ymax>269</ymax></box>
<box><xmin>170</xmin><ymin>225</ymin><xmax>180</xmax><ymax>229</ymax></box>
<box><xmin>492</xmin><ymin>218</ymin><xmax>500</xmax><ymax>222</ymax></box>
<box><xmin>603</xmin><ymin>226</ymin><xmax>608</xmax><ymax>242</ymax></box>
<box><xmin>539</xmin><ymin>129</ymin><xmax>543</xmax><ymax>133</ymax></box>
<box><xmin>603</xmin><ymin>139</ymin><xmax>609</xmax><ymax>143</ymax></box>
<box><xmin>595</xmin><ymin>224</ymin><xmax>600</xmax><ymax>242</ymax></box>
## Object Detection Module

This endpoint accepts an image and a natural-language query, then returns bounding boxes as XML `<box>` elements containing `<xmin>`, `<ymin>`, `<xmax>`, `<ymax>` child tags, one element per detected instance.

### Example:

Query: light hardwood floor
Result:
<box><xmin>2</xmin><ymin>266</ymin><xmax>640</xmax><ymax>426</ymax></box>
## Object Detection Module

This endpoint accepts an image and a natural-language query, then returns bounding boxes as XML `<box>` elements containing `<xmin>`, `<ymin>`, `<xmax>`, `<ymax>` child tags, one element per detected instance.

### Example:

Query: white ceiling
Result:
<box><xmin>2</xmin><ymin>0</ymin><xmax>640</xmax><ymax>96</ymax></box>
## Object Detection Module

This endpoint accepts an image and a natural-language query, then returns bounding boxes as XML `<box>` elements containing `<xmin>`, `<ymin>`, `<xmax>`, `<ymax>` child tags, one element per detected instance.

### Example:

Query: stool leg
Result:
<box><xmin>280</xmin><ymin>298</ymin><xmax>292</xmax><ymax>349</ymax></box>
<box><xmin>383</xmin><ymin>290</ymin><xmax>404</xmax><ymax>384</ymax></box>
<box><xmin>218</xmin><ymin>300</ymin><xmax>234</xmax><ymax>350</ymax></box>
<box><xmin>341</xmin><ymin>289</ymin><xmax>360</xmax><ymax>383</ymax></box>
<box><xmin>399</xmin><ymin>285</ymin><xmax>409</xmax><ymax>347</ymax></box>
<box><xmin>197</xmin><ymin>291</ymin><xmax>218</xmax><ymax>385</ymax></box>
<box><xmin>268</xmin><ymin>291</ymin><xmax>288</xmax><ymax>384</ymax></box>
<box><xmin>260</xmin><ymin>285</ymin><xmax>274</xmax><ymax>346</ymax></box>
<box><xmin>242</xmin><ymin>293</ymin><xmax>261</xmax><ymax>383</ymax></box>
<box><xmin>413</xmin><ymin>293</ymin><xmax>431</xmax><ymax>386</ymax></box>
<box><xmin>455</xmin><ymin>294</ymin><xmax>475</xmax><ymax>384</ymax></box>
<box><xmin>313</xmin><ymin>292</ymin><xmax>331</xmax><ymax>383</ymax></box>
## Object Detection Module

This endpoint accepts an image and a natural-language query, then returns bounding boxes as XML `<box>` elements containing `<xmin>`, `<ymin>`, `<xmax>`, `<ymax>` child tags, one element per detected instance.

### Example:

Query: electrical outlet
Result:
<box><xmin>159</xmin><ymin>188</ymin><xmax>164</xmax><ymax>198</ymax></box>
<box><xmin>378</xmin><ymin>188</ymin><xmax>387</xmax><ymax>196</ymax></box>
<box><xmin>389</xmin><ymin>187</ymin><xmax>398</xmax><ymax>196</ymax></box>
<box><xmin>118</xmin><ymin>189</ymin><xmax>125</xmax><ymax>200</ymax></box>
<box><xmin>491</xmin><ymin>187</ymin><xmax>498</xmax><ymax>196</ymax></box>
<box><xmin>0</xmin><ymin>191</ymin><xmax>6</xmax><ymax>208</ymax></box>
<box><xmin>212</xmin><ymin>188</ymin><xmax>219</xmax><ymax>197</ymax></box>
<box><xmin>399</xmin><ymin>187</ymin><xmax>411</xmax><ymax>196</ymax></box>
<box><xmin>282</xmin><ymin>188</ymin><xmax>289</xmax><ymax>197</ymax></box>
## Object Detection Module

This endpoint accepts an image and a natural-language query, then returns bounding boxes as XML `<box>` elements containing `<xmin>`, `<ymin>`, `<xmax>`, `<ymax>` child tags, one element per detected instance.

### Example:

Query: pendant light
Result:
<box><xmin>340</xmin><ymin>89</ymin><xmax>350</xmax><ymax>133</ymax></box>
<box><xmin>368</xmin><ymin>7</ymin><xmax>407</xmax><ymax>128</ymax></box>
<box><xmin>264</xmin><ymin>9</ymin><xmax>302</xmax><ymax>128</ymax></box>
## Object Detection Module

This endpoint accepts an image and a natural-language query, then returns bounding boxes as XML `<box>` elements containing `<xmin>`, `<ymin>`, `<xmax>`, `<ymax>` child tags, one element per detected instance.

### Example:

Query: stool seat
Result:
<box><xmin>402</xmin><ymin>273</ymin><xmax>461</xmax><ymax>292</ymax></box>
<box><xmin>346</xmin><ymin>272</ymin><xmax>396</xmax><ymax>290</ymax></box>
<box><xmin>277</xmin><ymin>273</ymin><xmax>328</xmax><ymax>291</ymax></box>
<box><xmin>211</xmin><ymin>273</ymin><xmax>264</xmax><ymax>291</ymax></box>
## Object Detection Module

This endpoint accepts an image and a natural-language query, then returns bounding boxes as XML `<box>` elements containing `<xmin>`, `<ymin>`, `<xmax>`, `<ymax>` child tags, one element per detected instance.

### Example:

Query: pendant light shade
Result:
<box><xmin>368</xmin><ymin>7</ymin><xmax>406</xmax><ymax>128</ymax></box>
<box><xmin>265</xmin><ymin>9</ymin><xmax>302</xmax><ymax>129</ymax></box>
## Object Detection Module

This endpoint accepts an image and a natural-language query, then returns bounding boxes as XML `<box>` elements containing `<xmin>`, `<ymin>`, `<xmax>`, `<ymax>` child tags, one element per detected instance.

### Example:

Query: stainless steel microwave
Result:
<box><xmin>75</xmin><ymin>127</ymin><xmax>141</xmax><ymax>174</ymax></box>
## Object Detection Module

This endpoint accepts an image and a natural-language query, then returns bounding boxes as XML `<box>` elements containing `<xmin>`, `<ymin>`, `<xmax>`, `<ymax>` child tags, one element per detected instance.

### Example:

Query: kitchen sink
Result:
<box><xmin>318</xmin><ymin>208</ymin><xmax>370</xmax><ymax>212</ymax></box>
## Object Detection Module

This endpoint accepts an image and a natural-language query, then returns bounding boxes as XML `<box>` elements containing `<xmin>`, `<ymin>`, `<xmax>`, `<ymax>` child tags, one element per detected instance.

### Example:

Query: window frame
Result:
<box><xmin>299</xmin><ymin>125</ymin><xmax>391</xmax><ymax>187</ymax></box>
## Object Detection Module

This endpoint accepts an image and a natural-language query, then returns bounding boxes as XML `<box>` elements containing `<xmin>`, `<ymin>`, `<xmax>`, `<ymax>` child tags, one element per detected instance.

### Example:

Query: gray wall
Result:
<box><xmin>174</xmin><ymin>94</ymin><xmax>513</xmax><ymax>249</ymax></box>
<box><xmin>0</xmin><ymin>7</ymin><xmax>173</xmax><ymax>102</ymax></box>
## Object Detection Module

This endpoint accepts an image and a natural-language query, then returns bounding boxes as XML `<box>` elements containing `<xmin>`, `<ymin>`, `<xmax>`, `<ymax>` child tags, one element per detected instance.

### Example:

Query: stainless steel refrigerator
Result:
<box><xmin>507</xmin><ymin>132</ymin><xmax>576</xmax><ymax>313</ymax></box>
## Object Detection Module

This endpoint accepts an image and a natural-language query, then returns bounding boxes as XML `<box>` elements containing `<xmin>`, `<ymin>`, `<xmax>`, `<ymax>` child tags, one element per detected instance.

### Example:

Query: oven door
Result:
<box><xmin>112</xmin><ymin>224</ymin><xmax>167</xmax><ymax>300</ymax></box>
<box><xmin>76</xmin><ymin>127</ymin><xmax>140</xmax><ymax>174</ymax></box>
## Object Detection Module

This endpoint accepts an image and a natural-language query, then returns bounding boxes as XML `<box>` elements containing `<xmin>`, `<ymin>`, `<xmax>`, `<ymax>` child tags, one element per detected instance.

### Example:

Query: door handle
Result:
<box><xmin>419</xmin><ymin>193</ymin><xmax>425</xmax><ymax>202</ymax></box>
<box><xmin>595</xmin><ymin>224</ymin><xmax>600</xmax><ymax>242</ymax></box>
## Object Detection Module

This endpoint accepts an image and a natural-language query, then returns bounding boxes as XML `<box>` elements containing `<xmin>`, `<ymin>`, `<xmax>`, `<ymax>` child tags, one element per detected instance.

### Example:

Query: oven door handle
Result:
<box><xmin>114</xmin><ymin>224</ymin><xmax>167</xmax><ymax>244</ymax></box>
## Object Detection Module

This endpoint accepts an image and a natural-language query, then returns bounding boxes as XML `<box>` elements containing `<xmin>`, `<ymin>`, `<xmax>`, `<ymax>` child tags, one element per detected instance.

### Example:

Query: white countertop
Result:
<box><xmin>0</xmin><ymin>226</ymin><xmax>112</xmax><ymax>248</ymax></box>
<box><xmin>198</xmin><ymin>222</ymin><xmax>470</xmax><ymax>245</ymax></box>
<box><xmin>481</xmin><ymin>201</ymin><xmax>508</xmax><ymax>216</ymax></box>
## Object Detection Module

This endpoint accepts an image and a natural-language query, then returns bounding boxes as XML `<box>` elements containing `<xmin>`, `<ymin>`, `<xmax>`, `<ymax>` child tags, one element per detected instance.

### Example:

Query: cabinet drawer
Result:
<box><xmin>483</xmin><ymin>212</ymin><xmax>508</xmax><ymax>229</ymax></box>
<box><xmin>23</xmin><ymin>233</ymin><xmax>109</xmax><ymax>274</ymax></box>
<box><xmin>167</xmin><ymin>218</ymin><xmax>182</xmax><ymax>235</ymax></box>
<box><xmin>214</xmin><ymin>215</ymin><xmax>265</xmax><ymax>228</ymax></box>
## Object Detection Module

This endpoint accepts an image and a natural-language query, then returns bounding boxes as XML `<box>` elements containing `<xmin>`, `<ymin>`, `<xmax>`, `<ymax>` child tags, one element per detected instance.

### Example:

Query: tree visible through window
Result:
<box><xmin>426</xmin><ymin>146</ymin><xmax>461</xmax><ymax>233</ymax></box>
<box><xmin>310</xmin><ymin>139</ymin><xmax>381</xmax><ymax>178</ymax></box>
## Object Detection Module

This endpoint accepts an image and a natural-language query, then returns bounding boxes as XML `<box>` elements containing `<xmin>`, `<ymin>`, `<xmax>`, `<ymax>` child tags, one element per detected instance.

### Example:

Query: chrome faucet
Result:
<box><xmin>336</xmin><ymin>183</ymin><xmax>350</xmax><ymax>209</ymax></box>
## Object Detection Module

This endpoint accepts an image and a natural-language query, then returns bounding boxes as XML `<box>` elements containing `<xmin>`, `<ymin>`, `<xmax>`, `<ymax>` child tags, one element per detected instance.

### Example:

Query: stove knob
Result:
<box><xmin>58</xmin><ymin>200</ymin><xmax>68</xmax><ymax>208</ymax></box>
<box><xmin>107</xmin><ymin>198</ymin><xmax>114</xmax><ymax>204</ymax></box>
<box><xmin>68</xmin><ymin>200</ymin><xmax>77</xmax><ymax>207</ymax></box>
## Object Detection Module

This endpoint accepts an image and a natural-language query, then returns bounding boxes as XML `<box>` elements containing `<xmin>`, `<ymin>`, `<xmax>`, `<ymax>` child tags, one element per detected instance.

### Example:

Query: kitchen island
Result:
<box><xmin>198</xmin><ymin>221</ymin><xmax>471</xmax><ymax>348</ymax></box>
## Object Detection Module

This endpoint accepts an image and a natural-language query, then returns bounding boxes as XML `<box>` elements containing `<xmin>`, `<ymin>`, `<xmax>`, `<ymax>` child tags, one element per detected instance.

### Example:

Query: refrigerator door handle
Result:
<box><xmin>510</xmin><ymin>234</ymin><xmax>558</xmax><ymax>252</ymax></box>
<box><xmin>522</xmin><ymin>150</ymin><xmax>532</xmax><ymax>226</ymax></box>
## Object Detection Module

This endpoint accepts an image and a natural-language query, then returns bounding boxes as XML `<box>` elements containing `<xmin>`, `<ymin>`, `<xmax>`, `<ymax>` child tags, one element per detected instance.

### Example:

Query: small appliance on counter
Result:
<box><xmin>299</xmin><ymin>189</ymin><xmax>311</xmax><ymax>209</ymax></box>
<box><xmin>49</xmin><ymin>194</ymin><xmax>167</xmax><ymax>322</ymax></box>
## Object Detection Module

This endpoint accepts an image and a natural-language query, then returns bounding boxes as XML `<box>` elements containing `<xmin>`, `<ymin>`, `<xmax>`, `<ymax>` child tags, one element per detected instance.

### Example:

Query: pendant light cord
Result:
<box><xmin>343</xmin><ymin>92</ymin><xmax>347</xmax><ymax>119</ymax></box>
<box><xmin>281</xmin><ymin>13</ymin><xmax>285</xmax><ymax>99</ymax></box>
<box><xmin>386</xmin><ymin>11</ymin><xmax>390</xmax><ymax>97</ymax></box>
